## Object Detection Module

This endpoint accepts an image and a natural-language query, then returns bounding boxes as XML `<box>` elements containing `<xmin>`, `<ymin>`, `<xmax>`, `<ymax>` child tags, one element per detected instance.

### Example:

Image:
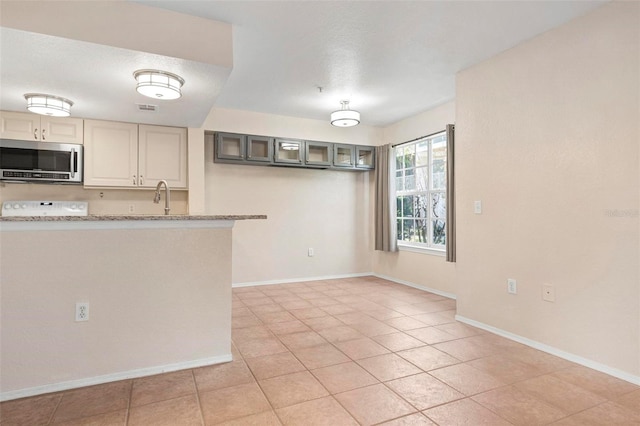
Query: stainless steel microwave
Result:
<box><xmin>0</xmin><ymin>139</ymin><xmax>83</xmax><ymax>184</ymax></box>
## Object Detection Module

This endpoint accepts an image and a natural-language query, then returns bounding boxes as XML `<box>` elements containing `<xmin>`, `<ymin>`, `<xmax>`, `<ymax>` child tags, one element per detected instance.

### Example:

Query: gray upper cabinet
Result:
<box><xmin>212</xmin><ymin>131</ymin><xmax>374</xmax><ymax>171</ymax></box>
<box><xmin>216</xmin><ymin>132</ymin><xmax>245</xmax><ymax>161</ymax></box>
<box><xmin>305</xmin><ymin>141</ymin><xmax>332</xmax><ymax>168</ymax></box>
<box><xmin>356</xmin><ymin>145</ymin><xmax>375</xmax><ymax>169</ymax></box>
<box><xmin>247</xmin><ymin>135</ymin><xmax>274</xmax><ymax>163</ymax></box>
<box><xmin>274</xmin><ymin>138</ymin><xmax>303</xmax><ymax>165</ymax></box>
<box><xmin>333</xmin><ymin>144</ymin><xmax>356</xmax><ymax>168</ymax></box>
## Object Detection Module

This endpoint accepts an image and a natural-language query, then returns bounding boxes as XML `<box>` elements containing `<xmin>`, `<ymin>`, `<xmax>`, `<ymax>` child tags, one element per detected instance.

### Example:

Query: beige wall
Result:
<box><xmin>455</xmin><ymin>2</ymin><xmax>639</xmax><ymax>377</ymax></box>
<box><xmin>373</xmin><ymin>101</ymin><xmax>457</xmax><ymax>296</ymax></box>
<box><xmin>199</xmin><ymin>107</ymin><xmax>382</xmax><ymax>284</ymax></box>
<box><xmin>1</xmin><ymin>224</ymin><xmax>233</xmax><ymax>397</ymax></box>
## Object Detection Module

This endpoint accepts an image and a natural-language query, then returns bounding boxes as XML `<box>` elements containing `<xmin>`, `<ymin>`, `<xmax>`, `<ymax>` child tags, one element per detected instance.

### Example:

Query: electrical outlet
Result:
<box><xmin>308</xmin><ymin>248</ymin><xmax>314</xmax><ymax>257</ymax></box>
<box><xmin>128</xmin><ymin>204</ymin><xmax>135</xmax><ymax>213</ymax></box>
<box><xmin>474</xmin><ymin>200</ymin><xmax>482</xmax><ymax>214</ymax></box>
<box><xmin>542</xmin><ymin>284</ymin><xmax>555</xmax><ymax>302</ymax></box>
<box><xmin>507</xmin><ymin>279</ymin><xmax>517</xmax><ymax>294</ymax></box>
<box><xmin>75</xmin><ymin>302</ymin><xmax>89</xmax><ymax>322</ymax></box>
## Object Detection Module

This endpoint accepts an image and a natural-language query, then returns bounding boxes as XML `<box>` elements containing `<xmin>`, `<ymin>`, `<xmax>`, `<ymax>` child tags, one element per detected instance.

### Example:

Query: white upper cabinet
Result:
<box><xmin>138</xmin><ymin>125</ymin><xmax>188</xmax><ymax>189</ymax></box>
<box><xmin>83</xmin><ymin>120</ymin><xmax>138</xmax><ymax>187</ymax></box>
<box><xmin>83</xmin><ymin>120</ymin><xmax>187</xmax><ymax>189</ymax></box>
<box><xmin>0</xmin><ymin>110</ymin><xmax>83</xmax><ymax>144</ymax></box>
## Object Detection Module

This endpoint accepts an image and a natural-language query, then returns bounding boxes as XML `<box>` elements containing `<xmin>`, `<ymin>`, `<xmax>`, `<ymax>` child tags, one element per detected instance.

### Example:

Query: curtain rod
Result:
<box><xmin>391</xmin><ymin>127</ymin><xmax>451</xmax><ymax>148</ymax></box>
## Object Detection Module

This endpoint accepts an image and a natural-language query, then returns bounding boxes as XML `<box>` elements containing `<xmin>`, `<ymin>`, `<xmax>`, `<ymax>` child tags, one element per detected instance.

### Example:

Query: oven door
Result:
<box><xmin>0</xmin><ymin>139</ymin><xmax>83</xmax><ymax>183</ymax></box>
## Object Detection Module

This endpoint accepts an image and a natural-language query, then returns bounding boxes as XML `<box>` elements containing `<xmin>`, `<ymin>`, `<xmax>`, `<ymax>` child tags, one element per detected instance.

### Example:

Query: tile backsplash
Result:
<box><xmin>0</xmin><ymin>182</ymin><xmax>188</xmax><ymax>215</ymax></box>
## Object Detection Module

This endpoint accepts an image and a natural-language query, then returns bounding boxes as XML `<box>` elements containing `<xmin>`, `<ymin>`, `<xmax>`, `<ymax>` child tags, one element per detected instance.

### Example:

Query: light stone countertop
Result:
<box><xmin>0</xmin><ymin>214</ymin><xmax>267</xmax><ymax>222</ymax></box>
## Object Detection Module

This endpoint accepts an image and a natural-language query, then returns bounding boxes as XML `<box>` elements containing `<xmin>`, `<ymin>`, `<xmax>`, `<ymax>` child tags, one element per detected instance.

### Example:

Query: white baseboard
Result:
<box><xmin>372</xmin><ymin>273</ymin><xmax>457</xmax><ymax>300</ymax></box>
<box><xmin>232</xmin><ymin>272</ymin><xmax>374</xmax><ymax>288</ymax></box>
<box><xmin>0</xmin><ymin>354</ymin><xmax>233</xmax><ymax>402</ymax></box>
<box><xmin>456</xmin><ymin>315</ymin><xmax>640</xmax><ymax>386</ymax></box>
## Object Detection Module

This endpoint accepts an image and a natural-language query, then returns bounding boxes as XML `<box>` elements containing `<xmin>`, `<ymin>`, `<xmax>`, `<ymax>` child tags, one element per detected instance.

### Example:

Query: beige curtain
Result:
<box><xmin>375</xmin><ymin>144</ymin><xmax>397</xmax><ymax>252</ymax></box>
<box><xmin>446</xmin><ymin>124</ymin><xmax>456</xmax><ymax>262</ymax></box>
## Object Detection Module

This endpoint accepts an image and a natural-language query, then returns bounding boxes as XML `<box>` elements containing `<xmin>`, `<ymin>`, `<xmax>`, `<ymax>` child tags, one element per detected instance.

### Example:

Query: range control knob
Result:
<box><xmin>13</xmin><ymin>203</ymin><xmax>20</xmax><ymax>209</ymax></box>
<box><xmin>4</xmin><ymin>203</ymin><xmax>12</xmax><ymax>209</ymax></box>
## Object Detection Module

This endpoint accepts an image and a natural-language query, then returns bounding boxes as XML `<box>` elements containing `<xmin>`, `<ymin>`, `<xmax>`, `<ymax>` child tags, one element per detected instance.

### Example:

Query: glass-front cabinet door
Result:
<box><xmin>247</xmin><ymin>135</ymin><xmax>273</xmax><ymax>163</ymax></box>
<box><xmin>355</xmin><ymin>146</ymin><xmax>375</xmax><ymax>169</ymax></box>
<box><xmin>274</xmin><ymin>138</ymin><xmax>303</xmax><ymax>165</ymax></box>
<box><xmin>216</xmin><ymin>132</ymin><xmax>245</xmax><ymax>160</ymax></box>
<box><xmin>333</xmin><ymin>144</ymin><xmax>355</xmax><ymax>168</ymax></box>
<box><xmin>305</xmin><ymin>141</ymin><xmax>332</xmax><ymax>167</ymax></box>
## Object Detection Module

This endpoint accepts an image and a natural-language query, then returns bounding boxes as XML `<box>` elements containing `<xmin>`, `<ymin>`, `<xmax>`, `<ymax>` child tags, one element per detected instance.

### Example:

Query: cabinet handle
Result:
<box><xmin>70</xmin><ymin>148</ymin><xmax>76</xmax><ymax>178</ymax></box>
<box><xmin>139</xmin><ymin>175</ymin><xmax>144</xmax><ymax>185</ymax></box>
<box><xmin>133</xmin><ymin>175</ymin><xmax>137</xmax><ymax>185</ymax></box>
<box><xmin>34</xmin><ymin>128</ymin><xmax>38</xmax><ymax>140</ymax></box>
<box><xmin>42</xmin><ymin>129</ymin><xmax>46</xmax><ymax>140</ymax></box>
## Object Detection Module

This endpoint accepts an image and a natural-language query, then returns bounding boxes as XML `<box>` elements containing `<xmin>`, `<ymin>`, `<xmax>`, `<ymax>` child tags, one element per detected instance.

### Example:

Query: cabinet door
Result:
<box><xmin>138</xmin><ymin>125</ymin><xmax>188</xmax><ymax>189</ymax></box>
<box><xmin>355</xmin><ymin>146</ymin><xmax>375</xmax><ymax>169</ymax></box>
<box><xmin>246</xmin><ymin>135</ymin><xmax>273</xmax><ymax>163</ymax></box>
<box><xmin>274</xmin><ymin>138</ymin><xmax>303</xmax><ymax>165</ymax></box>
<box><xmin>0</xmin><ymin>111</ymin><xmax>84</xmax><ymax>144</ymax></box>
<box><xmin>0</xmin><ymin>111</ymin><xmax>40</xmax><ymax>141</ymax></box>
<box><xmin>305</xmin><ymin>141</ymin><xmax>332</xmax><ymax>167</ymax></box>
<box><xmin>333</xmin><ymin>144</ymin><xmax>355</xmax><ymax>168</ymax></box>
<box><xmin>83</xmin><ymin>120</ymin><xmax>138</xmax><ymax>187</ymax></box>
<box><xmin>216</xmin><ymin>132</ymin><xmax>245</xmax><ymax>160</ymax></box>
<box><xmin>41</xmin><ymin>116</ymin><xmax>84</xmax><ymax>144</ymax></box>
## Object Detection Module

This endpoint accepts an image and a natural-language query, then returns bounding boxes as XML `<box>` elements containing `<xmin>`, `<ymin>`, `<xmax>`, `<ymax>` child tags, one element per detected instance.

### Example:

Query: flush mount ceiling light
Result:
<box><xmin>331</xmin><ymin>100</ymin><xmax>360</xmax><ymax>127</ymax></box>
<box><xmin>24</xmin><ymin>94</ymin><xmax>73</xmax><ymax>117</ymax></box>
<box><xmin>133</xmin><ymin>69</ymin><xmax>184</xmax><ymax>100</ymax></box>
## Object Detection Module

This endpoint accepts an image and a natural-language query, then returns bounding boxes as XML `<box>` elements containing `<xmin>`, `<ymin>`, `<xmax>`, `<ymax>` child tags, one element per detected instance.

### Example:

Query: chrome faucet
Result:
<box><xmin>153</xmin><ymin>180</ymin><xmax>171</xmax><ymax>215</ymax></box>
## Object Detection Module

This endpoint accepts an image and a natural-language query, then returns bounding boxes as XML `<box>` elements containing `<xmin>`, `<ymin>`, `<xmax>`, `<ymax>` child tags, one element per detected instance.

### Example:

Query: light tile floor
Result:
<box><xmin>2</xmin><ymin>277</ymin><xmax>639</xmax><ymax>425</ymax></box>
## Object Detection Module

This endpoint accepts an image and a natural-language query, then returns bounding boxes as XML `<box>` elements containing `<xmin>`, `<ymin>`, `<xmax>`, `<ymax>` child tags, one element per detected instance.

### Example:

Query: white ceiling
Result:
<box><xmin>1</xmin><ymin>1</ymin><xmax>607</xmax><ymax>128</ymax></box>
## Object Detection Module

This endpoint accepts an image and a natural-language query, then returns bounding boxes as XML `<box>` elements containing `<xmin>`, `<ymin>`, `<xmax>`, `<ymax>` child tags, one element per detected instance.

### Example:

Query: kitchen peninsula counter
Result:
<box><xmin>0</xmin><ymin>214</ymin><xmax>266</xmax><ymax>221</ymax></box>
<box><xmin>0</xmin><ymin>214</ymin><xmax>266</xmax><ymax>401</ymax></box>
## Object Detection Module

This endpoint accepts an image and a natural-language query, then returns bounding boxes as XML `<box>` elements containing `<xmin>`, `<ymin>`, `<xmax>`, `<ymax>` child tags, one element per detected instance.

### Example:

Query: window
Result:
<box><xmin>395</xmin><ymin>131</ymin><xmax>447</xmax><ymax>251</ymax></box>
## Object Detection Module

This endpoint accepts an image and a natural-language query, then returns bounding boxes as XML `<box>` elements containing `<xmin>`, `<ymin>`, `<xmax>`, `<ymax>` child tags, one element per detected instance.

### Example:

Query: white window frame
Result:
<box><xmin>394</xmin><ymin>131</ymin><xmax>447</xmax><ymax>254</ymax></box>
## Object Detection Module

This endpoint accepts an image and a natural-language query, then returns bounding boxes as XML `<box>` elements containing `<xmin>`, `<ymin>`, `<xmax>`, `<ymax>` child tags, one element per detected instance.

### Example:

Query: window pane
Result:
<box><xmin>404</xmin><ymin>169</ymin><xmax>415</xmax><ymax>191</ymax></box>
<box><xmin>396</xmin><ymin>197</ymin><xmax>402</xmax><ymax>218</ymax></box>
<box><xmin>395</xmin><ymin>148</ymin><xmax>404</xmax><ymax>170</ymax></box>
<box><xmin>402</xmin><ymin>196</ymin><xmax>414</xmax><ymax>217</ymax></box>
<box><xmin>432</xmin><ymin>193</ymin><xmax>446</xmax><ymax>218</ymax></box>
<box><xmin>395</xmin><ymin>170</ymin><xmax>404</xmax><ymax>191</ymax></box>
<box><xmin>404</xmin><ymin>146</ymin><xmax>415</xmax><ymax>169</ymax></box>
<box><xmin>403</xmin><ymin>219</ymin><xmax>414</xmax><ymax>241</ymax></box>
<box><xmin>416</xmin><ymin>141</ymin><xmax>429</xmax><ymax>167</ymax></box>
<box><xmin>416</xmin><ymin>219</ymin><xmax>428</xmax><ymax>243</ymax></box>
<box><xmin>415</xmin><ymin>166</ymin><xmax>428</xmax><ymax>191</ymax></box>
<box><xmin>432</xmin><ymin>139</ymin><xmax>447</xmax><ymax>190</ymax></box>
<box><xmin>415</xmin><ymin>194</ymin><xmax>428</xmax><ymax>218</ymax></box>
<box><xmin>432</xmin><ymin>163</ymin><xmax>446</xmax><ymax>190</ymax></box>
<box><xmin>433</xmin><ymin>219</ymin><xmax>446</xmax><ymax>245</ymax></box>
<box><xmin>397</xmin><ymin>219</ymin><xmax>403</xmax><ymax>241</ymax></box>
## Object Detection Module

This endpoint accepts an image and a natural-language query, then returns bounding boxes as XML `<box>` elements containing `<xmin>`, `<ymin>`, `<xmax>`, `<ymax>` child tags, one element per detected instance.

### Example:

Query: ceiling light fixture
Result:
<box><xmin>133</xmin><ymin>69</ymin><xmax>184</xmax><ymax>100</ymax></box>
<box><xmin>24</xmin><ymin>94</ymin><xmax>73</xmax><ymax>117</ymax></box>
<box><xmin>331</xmin><ymin>100</ymin><xmax>360</xmax><ymax>127</ymax></box>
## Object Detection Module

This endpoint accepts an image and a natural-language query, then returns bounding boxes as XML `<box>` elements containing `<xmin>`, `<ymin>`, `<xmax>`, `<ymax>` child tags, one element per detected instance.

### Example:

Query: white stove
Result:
<box><xmin>2</xmin><ymin>200</ymin><xmax>89</xmax><ymax>217</ymax></box>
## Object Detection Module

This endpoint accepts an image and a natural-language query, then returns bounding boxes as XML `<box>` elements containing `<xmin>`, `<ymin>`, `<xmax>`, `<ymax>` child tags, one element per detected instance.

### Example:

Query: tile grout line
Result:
<box><xmin>191</xmin><ymin>369</ymin><xmax>206</xmax><ymax>426</ymax></box>
<box><xmin>45</xmin><ymin>393</ymin><xmax>64</xmax><ymax>425</ymax></box>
